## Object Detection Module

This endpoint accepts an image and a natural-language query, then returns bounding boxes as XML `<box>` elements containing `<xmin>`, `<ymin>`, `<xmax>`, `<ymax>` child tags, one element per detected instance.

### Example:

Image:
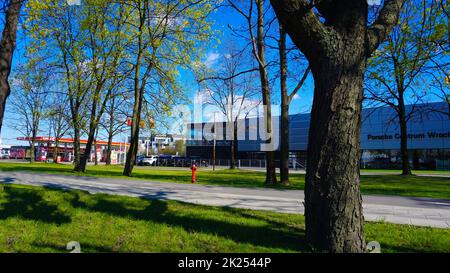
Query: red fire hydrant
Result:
<box><xmin>191</xmin><ymin>163</ymin><xmax>197</xmax><ymax>183</ymax></box>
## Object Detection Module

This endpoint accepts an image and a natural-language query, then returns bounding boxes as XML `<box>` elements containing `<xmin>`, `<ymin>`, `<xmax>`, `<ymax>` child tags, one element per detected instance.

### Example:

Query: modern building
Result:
<box><xmin>186</xmin><ymin>102</ymin><xmax>450</xmax><ymax>170</ymax></box>
<box><xmin>0</xmin><ymin>138</ymin><xmax>11</xmax><ymax>159</ymax></box>
<box><xmin>133</xmin><ymin>134</ymin><xmax>186</xmax><ymax>156</ymax></box>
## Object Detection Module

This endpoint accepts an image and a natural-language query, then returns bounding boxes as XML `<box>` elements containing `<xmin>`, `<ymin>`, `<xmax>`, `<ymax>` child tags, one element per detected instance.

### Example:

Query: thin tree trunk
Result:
<box><xmin>94</xmin><ymin>126</ymin><xmax>100</xmax><ymax>166</ymax></box>
<box><xmin>305</xmin><ymin>60</ymin><xmax>366</xmax><ymax>253</ymax></box>
<box><xmin>105</xmin><ymin>100</ymin><xmax>115</xmax><ymax>165</ymax></box>
<box><xmin>106</xmin><ymin>131</ymin><xmax>113</xmax><ymax>165</ymax></box>
<box><xmin>30</xmin><ymin>141</ymin><xmax>35</xmax><ymax>163</ymax></box>
<box><xmin>76</xmin><ymin>124</ymin><xmax>96</xmax><ymax>172</ymax></box>
<box><xmin>0</xmin><ymin>0</ymin><xmax>23</xmax><ymax>132</ymax></box>
<box><xmin>230</xmin><ymin>120</ymin><xmax>237</xmax><ymax>169</ymax></box>
<box><xmin>75</xmin><ymin>85</ymin><xmax>109</xmax><ymax>171</ymax></box>
<box><xmin>123</xmin><ymin>89</ymin><xmax>142</xmax><ymax>176</ymax></box>
<box><xmin>123</xmin><ymin>63</ymin><xmax>144</xmax><ymax>176</ymax></box>
<box><xmin>255</xmin><ymin>0</ymin><xmax>277</xmax><ymax>184</ymax></box>
<box><xmin>73</xmin><ymin>125</ymin><xmax>81</xmax><ymax>168</ymax></box>
<box><xmin>279</xmin><ymin>25</ymin><xmax>289</xmax><ymax>185</ymax></box>
<box><xmin>54</xmin><ymin>140</ymin><xmax>59</xmax><ymax>163</ymax></box>
<box><xmin>94</xmin><ymin>142</ymin><xmax>98</xmax><ymax>166</ymax></box>
<box><xmin>398</xmin><ymin>99</ymin><xmax>411</xmax><ymax>175</ymax></box>
<box><xmin>280</xmin><ymin>102</ymin><xmax>289</xmax><ymax>184</ymax></box>
<box><xmin>123</xmin><ymin>1</ymin><xmax>149</xmax><ymax>177</ymax></box>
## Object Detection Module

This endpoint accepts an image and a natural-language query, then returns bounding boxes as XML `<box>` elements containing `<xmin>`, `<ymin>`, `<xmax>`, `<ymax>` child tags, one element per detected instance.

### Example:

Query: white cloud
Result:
<box><xmin>292</xmin><ymin>94</ymin><xmax>300</xmax><ymax>100</ymax></box>
<box><xmin>204</xmin><ymin>52</ymin><xmax>220</xmax><ymax>67</ymax></box>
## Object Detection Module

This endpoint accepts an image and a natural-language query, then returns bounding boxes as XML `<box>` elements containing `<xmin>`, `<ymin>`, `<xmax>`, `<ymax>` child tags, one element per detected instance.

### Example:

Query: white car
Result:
<box><xmin>139</xmin><ymin>155</ymin><xmax>157</xmax><ymax>166</ymax></box>
<box><xmin>0</xmin><ymin>149</ymin><xmax>10</xmax><ymax>159</ymax></box>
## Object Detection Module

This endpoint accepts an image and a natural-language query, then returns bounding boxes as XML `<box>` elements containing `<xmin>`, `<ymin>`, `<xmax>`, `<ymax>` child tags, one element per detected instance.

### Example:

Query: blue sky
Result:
<box><xmin>0</xmin><ymin>1</ymin><xmax>445</xmax><ymax>146</ymax></box>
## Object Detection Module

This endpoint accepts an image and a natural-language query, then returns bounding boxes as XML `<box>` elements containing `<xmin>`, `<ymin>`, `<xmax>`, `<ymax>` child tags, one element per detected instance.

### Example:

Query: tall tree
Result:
<box><xmin>75</xmin><ymin>1</ymin><xmax>128</xmax><ymax>172</ymax></box>
<box><xmin>100</xmin><ymin>90</ymin><xmax>130</xmax><ymax>165</ymax></box>
<box><xmin>431</xmin><ymin>0</ymin><xmax>450</xmax><ymax>117</ymax></box>
<box><xmin>228</xmin><ymin>0</ymin><xmax>278</xmax><ymax>184</ymax></box>
<box><xmin>27</xmin><ymin>0</ymin><xmax>91</xmax><ymax>168</ymax></box>
<box><xmin>199</xmin><ymin>44</ymin><xmax>260</xmax><ymax>169</ymax></box>
<box><xmin>366</xmin><ymin>0</ymin><xmax>448</xmax><ymax>175</ymax></box>
<box><xmin>0</xmin><ymin>0</ymin><xmax>24</xmax><ymax>133</ymax></box>
<box><xmin>278</xmin><ymin>25</ymin><xmax>310</xmax><ymax>185</ymax></box>
<box><xmin>8</xmin><ymin>63</ymin><xmax>49</xmax><ymax>163</ymax></box>
<box><xmin>47</xmin><ymin>92</ymin><xmax>70</xmax><ymax>162</ymax></box>
<box><xmin>123</xmin><ymin>0</ymin><xmax>214</xmax><ymax>176</ymax></box>
<box><xmin>271</xmin><ymin>0</ymin><xmax>405</xmax><ymax>252</ymax></box>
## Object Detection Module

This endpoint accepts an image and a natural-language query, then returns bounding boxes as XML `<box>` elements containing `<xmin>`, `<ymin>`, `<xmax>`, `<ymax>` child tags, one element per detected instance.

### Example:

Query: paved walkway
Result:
<box><xmin>0</xmin><ymin>171</ymin><xmax>449</xmax><ymax>228</ymax></box>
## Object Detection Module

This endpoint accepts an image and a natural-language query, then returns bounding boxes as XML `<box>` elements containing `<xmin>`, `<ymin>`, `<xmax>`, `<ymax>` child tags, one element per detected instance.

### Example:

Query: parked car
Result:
<box><xmin>177</xmin><ymin>156</ymin><xmax>209</xmax><ymax>167</ymax></box>
<box><xmin>156</xmin><ymin>154</ymin><xmax>174</xmax><ymax>166</ymax></box>
<box><xmin>0</xmin><ymin>148</ymin><xmax>10</xmax><ymax>159</ymax></box>
<box><xmin>137</xmin><ymin>155</ymin><xmax>158</xmax><ymax>166</ymax></box>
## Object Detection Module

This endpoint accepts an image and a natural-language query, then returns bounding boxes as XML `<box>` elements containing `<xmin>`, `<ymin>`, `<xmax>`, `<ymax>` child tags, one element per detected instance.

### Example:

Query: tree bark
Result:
<box><xmin>0</xmin><ymin>0</ymin><xmax>23</xmax><ymax>132</ymax></box>
<box><xmin>123</xmin><ymin>1</ymin><xmax>149</xmax><ymax>177</ymax></box>
<box><xmin>123</xmin><ymin>62</ymin><xmax>145</xmax><ymax>176</ymax></box>
<box><xmin>73</xmin><ymin>124</ymin><xmax>81</xmax><ymax>168</ymax></box>
<box><xmin>271</xmin><ymin>0</ymin><xmax>405</xmax><ymax>253</ymax></box>
<box><xmin>255</xmin><ymin>0</ymin><xmax>277</xmax><ymax>184</ymax></box>
<box><xmin>30</xmin><ymin>141</ymin><xmax>35</xmax><ymax>163</ymax></box>
<box><xmin>76</xmin><ymin>94</ymin><xmax>105</xmax><ymax>172</ymax></box>
<box><xmin>279</xmin><ymin>25</ymin><xmax>289</xmax><ymax>185</ymax></box>
<box><xmin>106</xmin><ymin>130</ymin><xmax>114</xmax><ymax>166</ymax></box>
<box><xmin>123</xmin><ymin>87</ymin><xmax>142</xmax><ymax>176</ymax></box>
<box><xmin>53</xmin><ymin>140</ymin><xmax>59</xmax><ymax>163</ymax></box>
<box><xmin>398</xmin><ymin>98</ymin><xmax>411</xmax><ymax>175</ymax></box>
<box><xmin>305</xmin><ymin>59</ymin><xmax>366</xmax><ymax>252</ymax></box>
<box><xmin>76</xmin><ymin>129</ymin><xmax>95</xmax><ymax>172</ymax></box>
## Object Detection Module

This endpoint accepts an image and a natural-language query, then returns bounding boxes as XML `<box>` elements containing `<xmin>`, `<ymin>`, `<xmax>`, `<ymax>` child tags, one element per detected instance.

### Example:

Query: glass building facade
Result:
<box><xmin>186</xmin><ymin>102</ymin><xmax>450</xmax><ymax>170</ymax></box>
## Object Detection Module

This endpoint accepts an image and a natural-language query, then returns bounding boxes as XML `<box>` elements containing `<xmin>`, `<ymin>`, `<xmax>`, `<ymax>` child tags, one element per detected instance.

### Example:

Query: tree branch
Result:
<box><xmin>270</xmin><ymin>0</ymin><xmax>329</xmax><ymax>60</ymax></box>
<box><xmin>367</xmin><ymin>0</ymin><xmax>406</xmax><ymax>55</ymax></box>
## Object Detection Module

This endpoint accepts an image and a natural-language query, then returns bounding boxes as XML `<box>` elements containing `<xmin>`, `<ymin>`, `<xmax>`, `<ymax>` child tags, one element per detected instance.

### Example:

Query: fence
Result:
<box><xmin>150</xmin><ymin>157</ymin><xmax>307</xmax><ymax>170</ymax></box>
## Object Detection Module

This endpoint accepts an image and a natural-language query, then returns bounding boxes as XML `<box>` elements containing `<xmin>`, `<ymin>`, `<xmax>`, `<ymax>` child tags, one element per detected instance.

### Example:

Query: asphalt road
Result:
<box><xmin>0</xmin><ymin>171</ymin><xmax>449</xmax><ymax>228</ymax></box>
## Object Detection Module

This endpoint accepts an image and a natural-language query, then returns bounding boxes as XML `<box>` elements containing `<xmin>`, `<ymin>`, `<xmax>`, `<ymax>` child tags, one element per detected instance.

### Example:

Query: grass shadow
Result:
<box><xmin>0</xmin><ymin>186</ymin><xmax>71</xmax><ymax>225</ymax></box>
<box><xmin>67</xmin><ymin>191</ymin><xmax>310</xmax><ymax>252</ymax></box>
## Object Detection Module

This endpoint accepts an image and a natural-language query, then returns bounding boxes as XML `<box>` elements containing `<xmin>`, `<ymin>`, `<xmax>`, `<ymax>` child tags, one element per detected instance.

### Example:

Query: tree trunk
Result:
<box><xmin>105</xmin><ymin>102</ymin><xmax>115</xmax><ymax>165</ymax></box>
<box><xmin>255</xmin><ymin>0</ymin><xmax>277</xmax><ymax>184</ymax></box>
<box><xmin>75</xmin><ymin>125</ymin><xmax>92</xmax><ymax>171</ymax></box>
<box><xmin>0</xmin><ymin>0</ymin><xmax>23</xmax><ymax>133</ymax></box>
<box><xmin>30</xmin><ymin>141</ymin><xmax>35</xmax><ymax>163</ymax></box>
<box><xmin>73</xmin><ymin>125</ymin><xmax>81</xmax><ymax>168</ymax></box>
<box><xmin>123</xmin><ymin>103</ymin><xmax>141</xmax><ymax>176</ymax></box>
<box><xmin>106</xmin><ymin>131</ymin><xmax>113</xmax><ymax>165</ymax></box>
<box><xmin>53</xmin><ymin>140</ymin><xmax>59</xmax><ymax>163</ymax></box>
<box><xmin>123</xmin><ymin>81</ymin><xmax>144</xmax><ymax>176</ymax></box>
<box><xmin>398</xmin><ymin>100</ymin><xmax>411</xmax><ymax>175</ymax></box>
<box><xmin>123</xmin><ymin>1</ymin><xmax>147</xmax><ymax>177</ymax></box>
<box><xmin>279</xmin><ymin>25</ymin><xmax>289</xmax><ymax>185</ymax></box>
<box><xmin>230</xmin><ymin>120</ymin><xmax>237</xmax><ymax>169</ymax></box>
<box><xmin>94</xmin><ymin>143</ymin><xmax>98</xmax><ymax>166</ymax></box>
<box><xmin>270</xmin><ymin>0</ymin><xmax>405</xmax><ymax>254</ymax></box>
<box><xmin>280</xmin><ymin>102</ymin><xmax>289</xmax><ymax>185</ymax></box>
<box><xmin>305</xmin><ymin>60</ymin><xmax>366</xmax><ymax>253</ymax></box>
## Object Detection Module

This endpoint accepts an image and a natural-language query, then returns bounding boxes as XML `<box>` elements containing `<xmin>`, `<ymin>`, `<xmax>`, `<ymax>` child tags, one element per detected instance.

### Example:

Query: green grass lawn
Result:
<box><xmin>361</xmin><ymin>169</ymin><xmax>450</xmax><ymax>175</ymax></box>
<box><xmin>0</xmin><ymin>183</ymin><xmax>448</xmax><ymax>253</ymax></box>
<box><xmin>0</xmin><ymin>162</ymin><xmax>449</xmax><ymax>199</ymax></box>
